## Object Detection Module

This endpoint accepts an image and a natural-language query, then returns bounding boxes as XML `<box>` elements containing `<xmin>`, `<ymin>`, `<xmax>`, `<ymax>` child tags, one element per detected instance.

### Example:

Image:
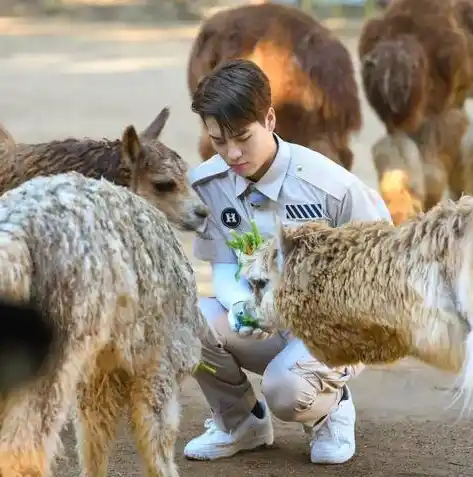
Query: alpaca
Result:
<box><xmin>187</xmin><ymin>2</ymin><xmax>361</xmax><ymax>169</ymax></box>
<box><xmin>358</xmin><ymin>0</ymin><xmax>473</xmax><ymax>224</ymax></box>
<box><xmin>371</xmin><ymin>108</ymin><xmax>473</xmax><ymax>225</ymax></box>
<box><xmin>0</xmin><ymin>107</ymin><xmax>209</xmax><ymax>230</ymax></box>
<box><xmin>241</xmin><ymin>202</ymin><xmax>473</xmax><ymax>408</ymax></box>
<box><xmin>0</xmin><ymin>172</ymin><xmax>210</xmax><ymax>477</ymax></box>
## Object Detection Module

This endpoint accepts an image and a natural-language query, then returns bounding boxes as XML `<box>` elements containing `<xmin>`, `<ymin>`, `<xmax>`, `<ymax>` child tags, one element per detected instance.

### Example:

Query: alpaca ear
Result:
<box><xmin>273</xmin><ymin>213</ymin><xmax>293</xmax><ymax>273</ymax></box>
<box><xmin>140</xmin><ymin>107</ymin><xmax>170</xmax><ymax>141</ymax></box>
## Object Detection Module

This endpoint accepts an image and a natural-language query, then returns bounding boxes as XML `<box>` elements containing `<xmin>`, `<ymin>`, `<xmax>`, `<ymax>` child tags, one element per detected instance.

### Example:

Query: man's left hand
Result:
<box><xmin>228</xmin><ymin>301</ymin><xmax>271</xmax><ymax>340</ymax></box>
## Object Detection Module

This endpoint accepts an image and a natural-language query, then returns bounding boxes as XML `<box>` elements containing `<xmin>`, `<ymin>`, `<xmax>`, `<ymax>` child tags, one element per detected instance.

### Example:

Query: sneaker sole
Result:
<box><xmin>184</xmin><ymin>436</ymin><xmax>274</xmax><ymax>461</ymax></box>
<box><xmin>310</xmin><ymin>446</ymin><xmax>356</xmax><ymax>465</ymax></box>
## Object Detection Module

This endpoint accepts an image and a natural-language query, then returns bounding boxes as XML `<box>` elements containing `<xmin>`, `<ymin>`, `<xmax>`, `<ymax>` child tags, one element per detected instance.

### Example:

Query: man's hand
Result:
<box><xmin>228</xmin><ymin>300</ymin><xmax>271</xmax><ymax>340</ymax></box>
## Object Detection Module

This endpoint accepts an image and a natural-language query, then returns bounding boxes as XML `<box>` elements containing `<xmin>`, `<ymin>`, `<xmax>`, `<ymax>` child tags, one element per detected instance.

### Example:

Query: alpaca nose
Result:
<box><xmin>195</xmin><ymin>204</ymin><xmax>209</xmax><ymax>218</ymax></box>
<box><xmin>249</xmin><ymin>278</ymin><xmax>269</xmax><ymax>291</ymax></box>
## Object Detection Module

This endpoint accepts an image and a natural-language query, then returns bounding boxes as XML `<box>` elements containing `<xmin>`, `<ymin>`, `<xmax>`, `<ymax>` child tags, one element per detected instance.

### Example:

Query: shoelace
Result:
<box><xmin>304</xmin><ymin>415</ymin><xmax>339</xmax><ymax>446</ymax></box>
<box><xmin>203</xmin><ymin>418</ymin><xmax>222</xmax><ymax>434</ymax></box>
<box><xmin>314</xmin><ymin>416</ymin><xmax>339</xmax><ymax>445</ymax></box>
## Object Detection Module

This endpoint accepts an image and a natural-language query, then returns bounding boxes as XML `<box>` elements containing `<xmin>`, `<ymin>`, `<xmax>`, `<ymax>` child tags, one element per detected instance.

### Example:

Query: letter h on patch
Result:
<box><xmin>285</xmin><ymin>203</ymin><xmax>326</xmax><ymax>220</ymax></box>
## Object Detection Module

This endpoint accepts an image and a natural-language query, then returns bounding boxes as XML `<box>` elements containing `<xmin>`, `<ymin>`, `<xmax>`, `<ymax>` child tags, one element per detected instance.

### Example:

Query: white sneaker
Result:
<box><xmin>184</xmin><ymin>403</ymin><xmax>274</xmax><ymax>460</ymax></box>
<box><xmin>304</xmin><ymin>386</ymin><xmax>356</xmax><ymax>464</ymax></box>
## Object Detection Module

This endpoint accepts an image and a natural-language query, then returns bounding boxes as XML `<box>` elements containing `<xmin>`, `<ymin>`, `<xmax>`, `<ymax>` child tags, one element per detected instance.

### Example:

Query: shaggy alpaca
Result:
<box><xmin>187</xmin><ymin>2</ymin><xmax>361</xmax><ymax>169</ymax></box>
<box><xmin>371</xmin><ymin>108</ymin><xmax>473</xmax><ymax>224</ymax></box>
<box><xmin>0</xmin><ymin>107</ymin><xmax>208</xmax><ymax>230</ymax></box>
<box><xmin>242</xmin><ymin>203</ymin><xmax>473</xmax><ymax>408</ymax></box>
<box><xmin>359</xmin><ymin>0</ymin><xmax>473</xmax><ymax>134</ymax></box>
<box><xmin>0</xmin><ymin>172</ymin><xmax>210</xmax><ymax>477</ymax></box>
<box><xmin>358</xmin><ymin>0</ymin><xmax>473</xmax><ymax>224</ymax></box>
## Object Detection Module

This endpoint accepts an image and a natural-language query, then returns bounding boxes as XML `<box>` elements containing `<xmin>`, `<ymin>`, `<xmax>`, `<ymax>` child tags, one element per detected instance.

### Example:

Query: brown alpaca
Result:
<box><xmin>358</xmin><ymin>0</ymin><xmax>473</xmax><ymax>224</ymax></box>
<box><xmin>371</xmin><ymin>108</ymin><xmax>473</xmax><ymax>225</ymax></box>
<box><xmin>187</xmin><ymin>2</ymin><xmax>362</xmax><ymax>169</ymax></box>
<box><xmin>0</xmin><ymin>171</ymin><xmax>210</xmax><ymax>477</ymax></box>
<box><xmin>0</xmin><ymin>107</ymin><xmax>209</xmax><ymax>230</ymax></box>
<box><xmin>242</xmin><ymin>203</ymin><xmax>473</xmax><ymax>408</ymax></box>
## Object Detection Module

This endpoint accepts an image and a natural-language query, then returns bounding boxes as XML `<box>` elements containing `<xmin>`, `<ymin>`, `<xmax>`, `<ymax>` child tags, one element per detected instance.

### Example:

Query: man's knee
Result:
<box><xmin>261</xmin><ymin>368</ymin><xmax>341</xmax><ymax>424</ymax></box>
<box><xmin>262</xmin><ymin>370</ymin><xmax>308</xmax><ymax>421</ymax></box>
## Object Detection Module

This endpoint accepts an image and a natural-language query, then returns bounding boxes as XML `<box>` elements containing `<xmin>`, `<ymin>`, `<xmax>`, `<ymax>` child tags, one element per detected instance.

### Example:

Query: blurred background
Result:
<box><xmin>0</xmin><ymin>0</ymin><xmax>385</xmax><ymax>23</ymax></box>
<box><xmin>2</xmin><ymin>2</ymin><xmax>472</xmax><ymax>477</ymax></box>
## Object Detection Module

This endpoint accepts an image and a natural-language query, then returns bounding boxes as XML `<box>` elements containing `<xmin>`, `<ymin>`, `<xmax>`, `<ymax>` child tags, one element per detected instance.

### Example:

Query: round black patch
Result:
<box><xmin>221</xmin><ymin>207</ymin><xmax>241</xmax><ymax>229</ymax></box>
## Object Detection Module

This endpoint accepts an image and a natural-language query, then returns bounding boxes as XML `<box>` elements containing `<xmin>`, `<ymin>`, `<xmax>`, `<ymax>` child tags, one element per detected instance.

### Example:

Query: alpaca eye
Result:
<box><xmin>154</xmin><ymin>180</ymin><xmax>177</xmax><ymax>193</ymax></box>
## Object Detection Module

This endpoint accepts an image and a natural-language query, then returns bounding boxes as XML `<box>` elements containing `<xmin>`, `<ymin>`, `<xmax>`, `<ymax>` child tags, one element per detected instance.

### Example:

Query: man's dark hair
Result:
<box><xmin>191</xmin><ymin>59</ymin><xmax>272</xmax><ymax>135</ymax></box>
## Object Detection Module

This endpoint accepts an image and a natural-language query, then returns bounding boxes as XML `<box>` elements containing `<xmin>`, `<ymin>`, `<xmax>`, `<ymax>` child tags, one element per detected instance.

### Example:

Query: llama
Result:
<box><xmin>0</xmin><ymin>172</ymin><xmax>210</xmax><ymax>477</ymax></box>
<box><xmin>0</xmin><ymin>107</ymin><xmax>209</xmax><ymax>231</ymax></box>
<box><xmin>241</xmin><ymin>203</ymin><xmax>473</xmax><ymax>408</ymax></box>
<box><xmin>358</xmin><ymin>0</ymin><xmax>473</xmax><ymax>224</ymax></box>
<box><xmin>187</xmin><ymin>2</ymin><xmax>362</xmax><ymax>169</ymax></box>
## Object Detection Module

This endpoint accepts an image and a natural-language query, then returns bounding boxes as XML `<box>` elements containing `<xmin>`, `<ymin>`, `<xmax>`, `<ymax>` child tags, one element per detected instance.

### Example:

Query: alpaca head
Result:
<box><xmin>242</xmin><ymin>215</ymin><xmax>298</xmax><ymax>333</ymax></box>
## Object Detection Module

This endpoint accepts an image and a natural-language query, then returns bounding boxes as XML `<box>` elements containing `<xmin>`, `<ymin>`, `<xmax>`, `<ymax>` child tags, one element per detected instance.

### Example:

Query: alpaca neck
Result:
<box><xmin>409</xmin><ymin>307</ymin><xmax>469</xmax><ymax>374</ymax></box>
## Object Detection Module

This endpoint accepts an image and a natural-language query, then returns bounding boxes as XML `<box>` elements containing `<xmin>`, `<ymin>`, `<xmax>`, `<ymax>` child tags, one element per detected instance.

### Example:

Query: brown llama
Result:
<box><xmin>0</xmin><ymin>107</ymin><xmax>209</xmax><ymax>230</ymax></box>
<box><xmin>358</xmin><ymin>0</ymin><xmax>473</xmax><ymax>224</ymax></box>
<box><xmin>240</xmin><ymin>202</ymin><xmax>473</xmax><ymax>409</ymax></box>
<box><xmin>187</xmin><ymin>2</ymin><xmax>362</xmax><ymax>170</ymax></box>
<box><xmin>0</xmin><ymin>171</ymin><xmax>211</xmax><ymax>477</ymax></box>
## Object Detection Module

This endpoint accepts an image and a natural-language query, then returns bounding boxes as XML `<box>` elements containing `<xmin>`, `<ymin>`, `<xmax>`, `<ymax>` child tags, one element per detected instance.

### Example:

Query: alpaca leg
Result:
<box><xmin>129</xmin><ymin>371</ymin><xmax>181</xmax><ymax>477</ymax></box>
<box><xmin>459</xmin><ymin>119</ymin><xmax>473</xmax><ymax>197</ymax></box>
<box><xmin>74</xmin><ymin>351</ymin><xmax>128</xmax><ymax>477</ymax></box>
<box><xmin>371</xmin><ymin>133</ymin><xmax>425</xmax><ymax>224</ymax></box>
<box><xmin>448</xmin><ymin>165</ymin><xmax>465</xmax><ymax>201</ymax></box>
<box><xmin>423</xmin><ymin>167</ymin><xmax>447</xmax><ymax>211</ymax></box>
<box><xmin>0</xmin><ymin>339</ymin><xmax>93</xmax><ymax>477</ymax></box>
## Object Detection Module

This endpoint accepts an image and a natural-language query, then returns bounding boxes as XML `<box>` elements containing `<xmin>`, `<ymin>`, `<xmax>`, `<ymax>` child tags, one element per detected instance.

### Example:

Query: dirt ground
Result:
<box><xmin>1</xmin><ymin>15</ymin><xmax>473</xmax><ymax>477</ymax></box>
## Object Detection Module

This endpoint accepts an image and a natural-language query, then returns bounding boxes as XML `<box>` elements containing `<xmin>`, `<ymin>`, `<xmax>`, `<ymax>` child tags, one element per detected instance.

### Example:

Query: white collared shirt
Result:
<box><xmin>188</xmin><ymin>134</ymin><xmax>392</xmax><ymax>264</ymax></box>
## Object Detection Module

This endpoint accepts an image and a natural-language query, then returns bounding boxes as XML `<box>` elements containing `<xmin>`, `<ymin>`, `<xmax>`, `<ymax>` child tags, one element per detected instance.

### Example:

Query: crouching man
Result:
<box><xmin>186</xmin><ymin>58</ymin><xmax>392</xmax><ymax>464</ymax></box>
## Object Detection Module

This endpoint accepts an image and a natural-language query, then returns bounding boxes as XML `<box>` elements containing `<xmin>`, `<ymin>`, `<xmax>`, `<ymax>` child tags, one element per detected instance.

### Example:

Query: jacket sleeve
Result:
<box><xmin>211</xmin><ymin>262</ymin><xmax>253</xmax><ymax>311</ymax></box>
<box><xmin>336</xmin><ymin>180</ymin><xmax>393</xmax><ymax>225</ymax></box>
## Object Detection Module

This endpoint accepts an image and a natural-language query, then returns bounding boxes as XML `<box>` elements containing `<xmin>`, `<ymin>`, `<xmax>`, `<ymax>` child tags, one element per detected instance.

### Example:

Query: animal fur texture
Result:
<box><xmin>187</xmin><ymin>2</ymin><xmax>362</xmax><ymax>169</ymax></box>
<box><xmin>242</xmin><ymin>202</ymin><xmax>473</xmax><ymax>410</ymax></box>
<box><xmin>372</xmin><ymin>108</ymin><xmax>473</xmax><ymax>224</ymax></box>
<box><xmin>0</xmin><ymin>172</ymin><xmax>210</xmax><ymax>477</ymax></box>
<box><xmin>0</xmin><ymin>107</ymin><xmax>209</xmax><ymax>231</ymax></box>
<box><xmin>359</xmin><ymin>0</ymin><xmax>473</xmax><ymax>135</ymax></box>
<box><xmin>359</xmin><ymin>0</ymin><xmax>473</xmax><ymax>225</ymax></box>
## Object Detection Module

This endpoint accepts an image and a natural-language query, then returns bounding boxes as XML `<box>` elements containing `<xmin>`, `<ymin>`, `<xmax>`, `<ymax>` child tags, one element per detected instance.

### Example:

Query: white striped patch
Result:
<box><xmin>285</xmin><ymin>203</ymin><xmax>327</xmax><ymax>220</ymax></box>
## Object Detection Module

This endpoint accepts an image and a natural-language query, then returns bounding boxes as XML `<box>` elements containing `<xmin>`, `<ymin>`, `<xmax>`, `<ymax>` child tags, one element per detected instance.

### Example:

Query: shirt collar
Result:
<box><xmin>234</xmin><ymin>134</ymin><xmax>291</xmax><ymax>202</ymax></box>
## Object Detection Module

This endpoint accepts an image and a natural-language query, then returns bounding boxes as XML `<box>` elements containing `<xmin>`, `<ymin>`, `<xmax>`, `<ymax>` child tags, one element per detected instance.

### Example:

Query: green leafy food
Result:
<box><xmin>238</xmin><ymin>313</ymin><xmax>260</xmax><ymax>328</ymax></box>
<box><xmin>226</xmin><ymin>220</ymin><xmax>265</xmax><ymax>280</ymax></box>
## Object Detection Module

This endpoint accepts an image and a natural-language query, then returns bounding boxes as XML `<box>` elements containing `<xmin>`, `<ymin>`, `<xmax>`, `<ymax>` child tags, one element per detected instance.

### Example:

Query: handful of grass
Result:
<box><xmin>235</xmin><ymin>312</ymin><xmax>260</xmax><ymax>329</ymax></box>
<box><xmin>227</xmin><ymin>220</ymin><xmax>265</xmax><ymax>281</ymax></box>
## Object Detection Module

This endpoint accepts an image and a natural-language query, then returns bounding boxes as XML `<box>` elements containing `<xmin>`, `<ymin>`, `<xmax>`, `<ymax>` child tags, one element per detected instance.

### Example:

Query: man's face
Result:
<box><xmin>204</xmin><ymin>108</ymin><xmax>276</xmax><ymax>178</ymax></box>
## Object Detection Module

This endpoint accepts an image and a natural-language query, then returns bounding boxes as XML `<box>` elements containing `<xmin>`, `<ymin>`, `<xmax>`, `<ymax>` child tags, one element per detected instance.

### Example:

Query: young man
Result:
<box><xmin>186</xmin><ymin>59</ymin><xmax>392</xmax><ymax>464</ymax></box>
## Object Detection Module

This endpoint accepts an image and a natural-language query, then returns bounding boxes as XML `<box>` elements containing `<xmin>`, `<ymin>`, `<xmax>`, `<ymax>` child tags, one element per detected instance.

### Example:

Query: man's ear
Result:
<box><xmin>265</xmin><ymin>106</ymin><xmax>276</xmax><ymax>133</ymax></box>
<box><xmin>273</xmin><ymin>213</ymin><xmax>293</xmax><ymax>273</ymax></box>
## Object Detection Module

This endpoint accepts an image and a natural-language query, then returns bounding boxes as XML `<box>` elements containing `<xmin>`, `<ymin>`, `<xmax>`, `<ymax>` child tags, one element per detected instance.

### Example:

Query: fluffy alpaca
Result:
<box><xmin>187</xmin><ymin>2</ymin><xmax>361</xmax><ymax>169</ymax></box>
<box><xmin>0</xmin><ymin>108</ymin><xmax>209</xmax><ymax>230</ymax></box>
<box><xmin>359</xmin><ymin>0</ymin><xmax>473</xmax><ymax>224</ymax></box>
<box><xmin>242</xmin><ymin>202</ymin><xmax>473</xmax><ymax>408</ymax></box>
<box><xmin>359</xmin><ymin>0</ymin><xmax>473</xmax><ymax>134</ymax></box>
<box><xmin>0</xmin><ymin>172</ymin><xmax>210</xmax><ymax>477</ymax></box>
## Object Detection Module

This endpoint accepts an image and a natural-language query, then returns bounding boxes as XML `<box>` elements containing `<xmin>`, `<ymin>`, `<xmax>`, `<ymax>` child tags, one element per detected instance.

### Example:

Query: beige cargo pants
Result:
<box><xmin>194</xmin><ymin>297</ymin><xmax>364</xmax><ymax>433</ymax></box>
